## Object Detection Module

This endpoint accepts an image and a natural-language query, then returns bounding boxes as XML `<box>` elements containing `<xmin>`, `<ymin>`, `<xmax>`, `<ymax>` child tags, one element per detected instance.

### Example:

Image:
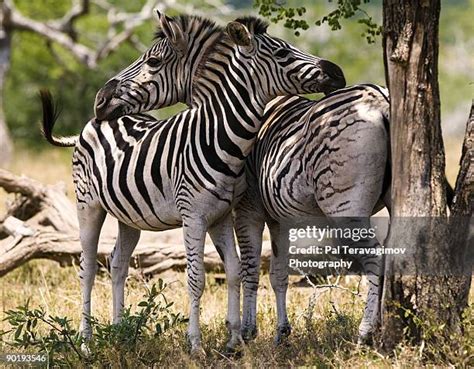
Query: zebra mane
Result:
<box><xmin>190</xmin><ymin>16</ymin><xmax>270</xmax><ymax>96</ymax></box>
<box><xmin>154</xmin><ymin>15</ymin><xmax>223</xmax><ymax>41</ymax></box>
<box><xmin>233</xmin><ymin>16</ymin><xmax>269</xmax><ymax>34</ymax></box>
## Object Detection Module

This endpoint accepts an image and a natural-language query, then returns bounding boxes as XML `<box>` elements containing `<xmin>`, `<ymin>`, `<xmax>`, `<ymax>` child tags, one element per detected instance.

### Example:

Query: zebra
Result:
<box><xmin>41</xmin><ymin>14</ymin><xmax>346</xmax><ymax>353</ymax></box>
<box><xmin>234</xmin><ymin>84</ymin><xmax>391</xmax><ymax>345</ymax></box>
<box><xmin>94</xmin><ymin>12</ymin><xmax>220</xmax><ymax>121</ymax></box>
<box><xmin>43</xmin><ymin>12</ymin><xmax>222</xmax><ymax>147</ymax></box>
<box><xmin>41</xmin><ymin>12</ymin><xmax>224</xmax><ymax>347</ymax></box>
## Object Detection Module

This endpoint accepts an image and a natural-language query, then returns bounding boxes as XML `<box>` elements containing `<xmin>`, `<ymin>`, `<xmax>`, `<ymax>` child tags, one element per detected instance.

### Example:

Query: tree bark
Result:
<box><xmin>446</xmin><ymin>101</ymin><xmax>474</xmax><ymax>333</ymax></box>
<box><xmin>381</xmin><ymin>0</ymin><xmax>472</xmax><ymax>351</ymax></box>
<box><xmin>452</xmin><ymin>101</ymin><xmax>474</xmax><ymax>217</ymax></box>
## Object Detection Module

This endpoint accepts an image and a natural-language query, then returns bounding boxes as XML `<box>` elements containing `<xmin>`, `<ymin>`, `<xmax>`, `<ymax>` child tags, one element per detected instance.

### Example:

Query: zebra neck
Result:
<box><xmin>191</xmin><ymin>81</ymin><xmax>268</xmax><ymax>167</ymax></box>
<box><xmin>185</xmin><ymin>31</ymin><xmax>223</xmax><ymax>107</ymax></box>
<box><xmin>190</xmin><ymin>45</ymin><xmax>279</xmax><ymax>163</ymax></box>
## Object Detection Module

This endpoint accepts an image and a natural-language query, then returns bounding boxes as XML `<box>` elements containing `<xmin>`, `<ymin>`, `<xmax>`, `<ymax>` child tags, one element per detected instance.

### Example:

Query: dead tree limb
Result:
<box><xmin>0</xmin><ymin>219</ymin><xmax>272</xmax><ymax>278</ymax></box>
<box><xmin>0</xmin><ymin>169</ymin><xmax>78</xmax><ymax>233</ymax></box>
<box><xmin>0</xmin><ymin>169</ymin><xmax>272</xmax><ymax>276</ymax></box>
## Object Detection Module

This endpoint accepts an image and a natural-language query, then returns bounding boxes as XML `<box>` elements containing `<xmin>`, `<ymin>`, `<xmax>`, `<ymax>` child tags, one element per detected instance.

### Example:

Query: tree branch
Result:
<box><xmin>0</xmin><ymin>226</ymin><xmax>273</xmax><ymax>278</ymax></box>
<box><xmin>0</xmin><ymin>168</ymin><xmax>45</xmax><ymax>199</ymax></box>
<box><xmin>4</xmin><ymin>0</ymin><xmax>96</xmax><ymax>67</ymax></box>
<box><xmin>49</xmin><ymin>0</ymin><xmax>90</xmax><ymax>39</ymax></box>
<box><xmin>1</xmin><ymin>0</ymin><xmax>165</xmax><ymax>69</ymax></box>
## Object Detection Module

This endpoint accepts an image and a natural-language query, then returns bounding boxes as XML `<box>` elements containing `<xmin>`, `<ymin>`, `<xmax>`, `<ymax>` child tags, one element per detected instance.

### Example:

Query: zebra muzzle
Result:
<box><xmin>94</xmin><ymin>79</ymin><xmax>125</xmax><ymax>121</ymax></box>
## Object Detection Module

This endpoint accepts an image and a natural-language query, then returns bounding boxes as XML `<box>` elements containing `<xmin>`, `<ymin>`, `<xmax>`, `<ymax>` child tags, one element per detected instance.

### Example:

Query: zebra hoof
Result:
<box><xmin>241</xmin><ymin>325</ymin><xmax>258</xmax><ymax>343</ymax></box>
<box><xmin>79</xmin><ymin>327</ymin><xmax>92</xmax><ymax>356</ymax></box>
<box><xmin>190</xmin><ymin>346</ymin><xmax>207</xmax><ymax>359</ymax></box>
<box><xmin>274</xmin><ymin>324</ymin><xmax>291</xmax><ymax>346</ymax></box>
<box><xmin>225</xmin><ymin>332</ymin><xmax>244</xmax><ymax>353</ymax></box>
<box><xmin>80</xmin><ymin>342</ymin><xmax>92</xmax><ymax>357</ymax></box>
<box><xmin>223</xmin><ymin>344</ymin><xmax>243</xmax><ymax>358</ymax></box>
<box><xmin>357</xmin><ymin>333</ymin><xmax>374</xmax><ymax>347</ymax></box>
<box><xmin>186</xmin><ymin>332</ymin><xmax>205</xmax><ymax>358</ymax></box>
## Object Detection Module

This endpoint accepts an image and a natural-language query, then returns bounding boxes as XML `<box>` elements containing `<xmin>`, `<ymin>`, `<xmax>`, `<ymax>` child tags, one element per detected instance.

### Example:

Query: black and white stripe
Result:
<box><xmin>235</xmin><ymin>84</ymin><xmax>391</xmax><ymax>344</ymax></box>
<box><xmin>41</xmin><ymin>14</ymin><xmax>345</xmax><ymax>353</ymax></box>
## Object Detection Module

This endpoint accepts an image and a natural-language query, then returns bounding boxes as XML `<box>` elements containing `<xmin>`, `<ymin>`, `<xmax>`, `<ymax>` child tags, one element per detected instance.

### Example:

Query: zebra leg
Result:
<box><xmin>268</xmin><ymin>220</ymin><xmax>291</xmax><ymax>345</ymax></box>
<box><xmin>110</xmin><ymin>221</ymin><xmax>141</xmax><ymax>324</ymax></box>
<box><xmin>331</xmin><ymin>217</ymin><xmax>382</xmax><ymax>344</ymax></box>
<box><xmin>234</xmin><ymin>194</ymin><xmax>265</xmax><ymax>342</ymax></box>
<box><xmin>208</xmin><ymin>213</ymin><xmax>243</xmax><ymax>352</ymax></box>
<box><xmin>317</xmin><ymin>201</ymin><xmax>383</xmax><ymax>344</ymax></box>
<box><xmin>357</xmin><ymin>247</ymin><xmax>382</xmax><ymax>345</ymax></box>
<box><xmin>314</xmin><ymin>121</ymin><xmax>387</xmax><ymax>344</ymax></box>
<box><xmin>77</xmin><ymin>205</ymin><xmax>106</xmax><ymax>340</ymax></box>
<box><xmin>182</xmin><ymin>219</ymin><xmax>207</xmax><ymax>355</ymax></box>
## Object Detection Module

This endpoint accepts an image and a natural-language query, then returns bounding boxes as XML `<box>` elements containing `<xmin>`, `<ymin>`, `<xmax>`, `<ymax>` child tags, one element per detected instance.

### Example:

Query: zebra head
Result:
<box><xmin>224</xmin><ymin>18</ymin><xmax>346</xmax><ymax>99</ymax></box>
<box><xmin>94</xmin><ymin>13</ymin><xmax>221</xmax><ymax>120</ymax></box>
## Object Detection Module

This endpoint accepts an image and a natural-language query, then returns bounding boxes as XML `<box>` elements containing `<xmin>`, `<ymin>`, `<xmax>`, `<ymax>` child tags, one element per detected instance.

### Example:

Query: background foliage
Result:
<box><xmin>4</xmin><ymin>0</ymin><xmax>473</xmax><ymax>145</ymax></box>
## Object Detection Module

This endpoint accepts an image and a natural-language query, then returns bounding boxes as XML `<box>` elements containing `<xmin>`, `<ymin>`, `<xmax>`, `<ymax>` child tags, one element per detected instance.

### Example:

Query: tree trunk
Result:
<box><xmin>381</xmin><ymin>0</ymin><xmax>471</xmax><ymax>351</ymax></box>
<box><xmin>447</xmin><ymin>101</ymin><xmax>474</xmax><ymax>333</ymax></box>
<box><xmin>0</xmin><ymin>5</ymin><xmax>13</xmax><ymax>166</ymax></box>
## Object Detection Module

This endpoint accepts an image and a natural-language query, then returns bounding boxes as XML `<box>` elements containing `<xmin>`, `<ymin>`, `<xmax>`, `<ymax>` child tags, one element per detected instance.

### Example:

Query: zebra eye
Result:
<box><xmin>274</xmin><ymin>48</ymin><xmax>291</xmax><ymax>59</ymax></box>
<box><xmin>146</xmin><ymin>57</ymin><xmax>161</xmax><ymax>68</ymax></box>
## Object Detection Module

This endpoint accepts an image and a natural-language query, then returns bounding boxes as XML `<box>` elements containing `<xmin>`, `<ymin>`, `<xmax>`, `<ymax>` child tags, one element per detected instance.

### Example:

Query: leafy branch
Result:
<box><xmin>255</xmin><ymin>0</ymin><xmax>382</xmax><ymax>43</ymax></box>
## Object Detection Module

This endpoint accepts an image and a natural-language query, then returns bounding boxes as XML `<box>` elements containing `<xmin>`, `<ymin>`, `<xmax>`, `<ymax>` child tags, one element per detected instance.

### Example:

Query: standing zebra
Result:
<box><xmin>41</xmin><ymin>12</ymin><xmax>224</xmax><ymax>346</ymax></box>
<box><xmin>41</xmin><ymin>14</ymin><xmax>345</xmax><ymax>353</ymax></box>
<box><xmin>235</xmin><ymin>84</ymin><xmax>391</xmax><ymax>345</ymax></box>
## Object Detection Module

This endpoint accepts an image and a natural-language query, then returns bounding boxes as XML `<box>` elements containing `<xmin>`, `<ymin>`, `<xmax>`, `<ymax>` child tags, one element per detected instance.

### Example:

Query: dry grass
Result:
<box><xmin>0</xmin><ymin>260</ymin><xmax>472</xmax><ymax>368</ymax></box>
<box><xmin>0</xmin><ymin>147</ymin><xmax>472</xmax><ymax>367</ymax></box>
<box><xmin>444</xmin><ymin>136</ymin><xmax>464</xmax><ymax>186</ymax></box>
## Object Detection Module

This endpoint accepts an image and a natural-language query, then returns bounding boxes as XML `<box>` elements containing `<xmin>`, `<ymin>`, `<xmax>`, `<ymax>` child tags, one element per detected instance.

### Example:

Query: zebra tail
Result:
<box><xmin>39</xmin><ymin>89</ymin><xmax>78</xmax><ymax>147</ymax></box>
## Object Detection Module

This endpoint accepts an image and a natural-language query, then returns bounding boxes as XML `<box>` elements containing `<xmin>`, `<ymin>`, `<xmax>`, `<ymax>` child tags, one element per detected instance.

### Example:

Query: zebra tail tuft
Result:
<box><xmin>39</xmin><ymin>89</ymin><xmax>77</xmax><ymax>147</ymax></box>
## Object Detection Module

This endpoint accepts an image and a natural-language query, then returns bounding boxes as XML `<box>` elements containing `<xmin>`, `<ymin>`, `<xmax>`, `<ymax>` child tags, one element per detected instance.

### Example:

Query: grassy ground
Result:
<box><xmin>0</xmin><ymin>260</ymin><xmax>472</xmax><ymax>368</ymax></box>
<box><xmin>0</xmin><ymin>146</ymin><xmax>471</xmax><ymax>367</ymax></box>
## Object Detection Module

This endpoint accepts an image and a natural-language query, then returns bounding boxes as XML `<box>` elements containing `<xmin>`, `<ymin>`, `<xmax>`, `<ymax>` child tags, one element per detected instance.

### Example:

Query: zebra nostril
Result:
<box><xmin>96</xmin><ymin>97</ymin><xmax>106</xmax><ymax>109</ymax></box>
<box><xmin>320</xmin><ymin>60</ymin><xmax>345</xmax><ymax>79</ymax></box>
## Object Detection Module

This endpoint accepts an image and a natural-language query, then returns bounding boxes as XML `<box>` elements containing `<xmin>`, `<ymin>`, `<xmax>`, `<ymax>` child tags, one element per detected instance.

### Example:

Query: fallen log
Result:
<box><xmin>0</xmin><ymin>168</ymin><xmax>78</xmax><ymax>233</ymax></box>
<box><xmin>0</xmin><ymin>224</ymin><xmax>272</xmax><ymax>277</ymax></box>
<box><xmin>0</xmin><ymin>169</ymin><xmax>272</xmax><ymax>276</ymax></box>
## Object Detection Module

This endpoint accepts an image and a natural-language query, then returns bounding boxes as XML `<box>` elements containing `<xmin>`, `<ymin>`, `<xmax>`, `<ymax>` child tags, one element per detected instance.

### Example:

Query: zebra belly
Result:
<box><xmin>99</xmin><ymin>194</ymin><xmax>183</xmax><ymax>231</ymax></box>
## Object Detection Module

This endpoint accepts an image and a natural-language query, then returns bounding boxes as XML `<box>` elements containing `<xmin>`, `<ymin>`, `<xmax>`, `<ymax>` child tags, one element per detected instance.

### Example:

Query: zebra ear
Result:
<box><xmin>226</xmin><ymin>21</ymin><xmax>252</xmax><ymax>47</ymax></box>
<box><xmin>155</xmin><ymin>9</ymin><xmax>187</xmax><ymax>55</ymax></box>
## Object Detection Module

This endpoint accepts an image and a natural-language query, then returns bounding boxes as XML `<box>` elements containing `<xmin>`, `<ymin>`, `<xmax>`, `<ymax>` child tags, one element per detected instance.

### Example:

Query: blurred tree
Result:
<box><xmin>0</xmin><ymin>1</ymin><xmax>13</xmax><ymax>165</ymax></box>
<box><xmin>0</xmin><ymin>0</ymin><xmax>160</xmax><ymax>165</ymax></box>
<box><xmin>0</xmin><ymin>0</ymin><xmax>234</xmax><ymax>164</ymax></box>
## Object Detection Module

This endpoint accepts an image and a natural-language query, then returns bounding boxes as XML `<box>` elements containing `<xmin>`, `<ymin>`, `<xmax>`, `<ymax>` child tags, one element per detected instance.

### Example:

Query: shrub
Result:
<box><xmin>0</xmin><ymin>280</ymin><xmax>186</xmax><ymax>367</ymax></box>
